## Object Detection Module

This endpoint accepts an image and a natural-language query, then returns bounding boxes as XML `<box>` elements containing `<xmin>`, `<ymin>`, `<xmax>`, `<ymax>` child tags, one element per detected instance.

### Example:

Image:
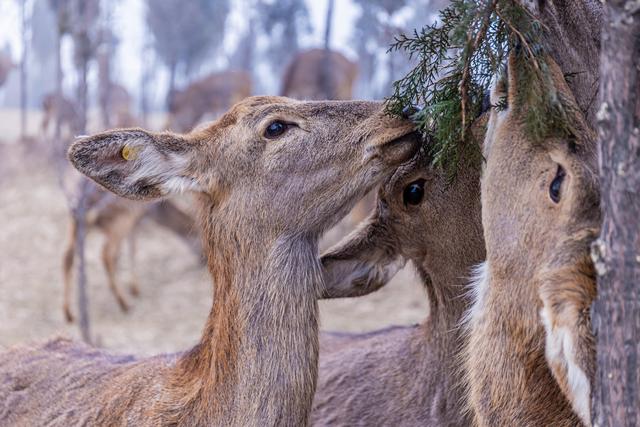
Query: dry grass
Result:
<box><xmin>0</xmin><ymin>110</ymin><xmax>427</xmax><ymax>356</ymax></box>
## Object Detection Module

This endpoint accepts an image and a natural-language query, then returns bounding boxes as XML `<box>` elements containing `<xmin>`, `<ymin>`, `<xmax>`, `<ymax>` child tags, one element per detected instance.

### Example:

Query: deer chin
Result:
<box><xmin>364</xmin><ymin>131</ymin><xmax>421</xmax><ymax>167</ymax></box>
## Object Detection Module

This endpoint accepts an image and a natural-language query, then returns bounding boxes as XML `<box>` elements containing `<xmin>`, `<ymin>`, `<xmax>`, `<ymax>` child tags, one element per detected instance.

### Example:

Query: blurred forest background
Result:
<box><xmin>0</xmin><ymin>0</ymin><xmax>445</xmax><ymax>352</ymax></box>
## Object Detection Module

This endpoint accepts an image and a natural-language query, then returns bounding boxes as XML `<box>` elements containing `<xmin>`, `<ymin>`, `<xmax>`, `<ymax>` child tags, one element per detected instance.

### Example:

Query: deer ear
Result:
<box><xmin>68</xmin><ymin>128</ymin><xmax>203</xmax><ymax>200</ymax></box>
<box><xmin>320</xmin><ymin>216</ymin><xmax>405</xmax><ymax>299</ymax></box>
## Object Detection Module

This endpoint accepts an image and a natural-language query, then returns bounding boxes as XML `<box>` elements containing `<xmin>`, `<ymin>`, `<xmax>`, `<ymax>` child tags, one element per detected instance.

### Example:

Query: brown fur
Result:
<box><xmin>62</xmin><ymin>180</ymin><xmax>201</xmax><ymax>321</ymax></box>
<box><xmin>281</xmin><ymin>49</ymin><xmax>358</xmax><ymax>101</ymax></box>
<box><xmin>526</xmin><ymin>0</ymin><xmax>602</xmax><ymax>124</ymax></box>
<box><xmin>167</xmin><ymin>70</ymin><xmax>252</xmax><ymax>132</ymax></box>
<box><xmin>311</xmin><ymin>146</ymin><xmax>485</xmax><ymax>426</ymax></box>
<box><xmin>0</xmin><ymin>96</ymin><xmax>418</xmax><ymax>426</ymax></box>
<box><xmin>463</xmin><ymin>55</ymin><xmax>599</xmax><ymax>426</ymax></box>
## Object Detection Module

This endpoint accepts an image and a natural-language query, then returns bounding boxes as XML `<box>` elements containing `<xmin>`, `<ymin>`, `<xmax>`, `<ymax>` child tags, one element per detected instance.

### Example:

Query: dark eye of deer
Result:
<box><xmin>265</xmin><ymin>121</ymin><xmax>287</xmax><ymax>138</ymax></box>
<box><xmin>403</xmin><ymin>179</ymin><xmax>425</xmax><ymax>206</ymax></box>
<box><xmin>549</xmin><ymin>165</ymin><xmax>566</xmax><ymax>204</ymax></box>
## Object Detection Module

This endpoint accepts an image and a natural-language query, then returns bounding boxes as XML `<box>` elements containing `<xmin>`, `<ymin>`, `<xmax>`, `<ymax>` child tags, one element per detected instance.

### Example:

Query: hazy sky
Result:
<box><xmin>0</xmin><ymin>0</ymin><xmax>361</xmax><ymax>98</ymax></box>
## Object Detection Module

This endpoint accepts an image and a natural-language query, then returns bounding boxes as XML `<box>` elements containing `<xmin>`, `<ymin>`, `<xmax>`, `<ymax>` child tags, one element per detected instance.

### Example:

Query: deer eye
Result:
<box><xmin>549</xmin><ymin>165</ymin><xmax>566</xmax><ymax>203</ymax></box>
<box><xmin>264</xmin><ymin>121</ymin><xmax>288</xmax><ymax>138</ymax></box>
<box><xmin>403</xmin><ymin>179</ymin><xmax>425</xmax><ymax>206</ymax></box>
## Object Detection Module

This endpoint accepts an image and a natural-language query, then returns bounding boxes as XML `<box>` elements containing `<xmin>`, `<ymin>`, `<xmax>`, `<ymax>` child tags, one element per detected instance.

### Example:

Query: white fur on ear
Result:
<box><xmin>124</xmin><ymin>137</ymin><xmax>203</xmax><ymax>196</ymax></box>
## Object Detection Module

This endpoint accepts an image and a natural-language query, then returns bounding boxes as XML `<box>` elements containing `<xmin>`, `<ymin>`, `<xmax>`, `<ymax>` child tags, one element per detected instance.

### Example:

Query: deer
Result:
<box><xmin>166</xmin><ymin>70</ymin><xmax>252</xmax><ymax>132</ymax></box>
<box><xmin>0</xmin><ymin>96</ymin><xmax>419</xmax><ymax>426</ymax></box>
<box><xmin>62</xmin><ymin>179</ymin><xmax>202</xmax><ymax>322</ymax></box>
<box><xmin>311</xmin><ymin>136</ymin><xmax>485</xmax><ymax>425</ymax></box>
<box><xmin>41</xmin><ymin>93</ymin><xmax>82</xmax><ymax>138</ymax></box>
<box><xmin>0</xmin><ymin>51</ymin><xmax>14</xmax><ymax>89</ymax></box>
<box><xmin>463</xmin><ymin>53</ymin><xmax>599</xmax><ymax>426</ymax></box>
<box><xmin>281</xmin><ymin>48</ymin><xmax>358</xmax><ymax>101</ymax></box>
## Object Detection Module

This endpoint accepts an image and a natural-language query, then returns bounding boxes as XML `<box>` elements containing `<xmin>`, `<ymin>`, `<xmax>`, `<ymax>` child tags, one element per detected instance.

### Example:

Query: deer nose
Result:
<box><xmin>401</xmin><ymin>105</ymin><xmax>421</xmax><ymax>120</ymax></box>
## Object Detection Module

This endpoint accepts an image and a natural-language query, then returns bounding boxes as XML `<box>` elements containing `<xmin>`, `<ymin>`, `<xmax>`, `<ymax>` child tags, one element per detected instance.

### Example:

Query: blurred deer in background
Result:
<box><xmin>62</xmin><ymin>179</ymin><xmax>201</xmax><ymax>322</ymax></box>
<box><xmin>464</xmin><ymin>55</ymin><xmax>599</xmax><ymax>426</ymax></box>
<box><xmin>166</xmin><ymin>70</ymin><xmax>252</xmax><ymax>132</ymax></box>
<box><xmin>101</xmin><ymin>82</ymin><xmax>137</xmax><ymax>129</ymax></box>
<box><xmin>40</xmin><ymin>93</ymin><xmax>82</xmax><ymax>138</ymax></box>
<box><xmin>0</xmin><ymin>51</ymin><xmax>14</xmax><ymax>88</ymax></box>
<box><xmin>0</xmin><ymin>96</ymin><xmax>418</xmax><ymax>425</ymax></box>
<box><xmin>42</xmin><ymin>83</ymin><xmax>135</xmax><ymax>140</ymax></box>
<box><xmin>281</xmin><ymin>48</ymin><xmax>358</xmax><ymax>101</ymax></box>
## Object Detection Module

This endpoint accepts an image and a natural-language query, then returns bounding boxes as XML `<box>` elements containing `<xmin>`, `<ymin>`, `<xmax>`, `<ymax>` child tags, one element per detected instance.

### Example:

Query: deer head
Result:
<box><xmin>321</xmin><ymin>147</ymin><xmax>484</xmax><ymax>318</ymax></box>
<box><xmin>466</xmin><ymin>53</ymin><xmax>600</xmax><ymax>425</ymax></box>
<box><xmin>69</xmin><ymin>96</ymin><xmax>417</xmax><ymax>237</ymax></box>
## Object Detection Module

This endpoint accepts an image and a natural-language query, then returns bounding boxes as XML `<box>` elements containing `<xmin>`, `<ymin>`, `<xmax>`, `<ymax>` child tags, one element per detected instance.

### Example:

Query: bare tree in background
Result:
<box><xmin>146</xmin><ymin>0</ymin><xmax>230</xmax><ymax>108</ymax></box>
<box><xmin>230</xmin><ymin>0</ymin><xmax>256</xmax><ymax>75</ymax></box>
<box><xmin>19</xmin><ymin>0</ymin><xmax>30</xmax><ymax>140</ymax></box>
<box><xmin>352</xmin><ymin>0</ymin><xmax>414</xmax><ymax>97</ymax></box>
<box><xmin>255</xmin><ymin>0</ymin><xmax>311</xmax><ymax>77</ymax></box>
<box><xmin>139</xmin><ymin>31</ymin><xmax>154</xmax><ymax>127</ymax></box>
<box><xmin>97</xmin><ymin>0</ymin><xmax>117</xmax><ymax>128</ymax></box>
<box><xmin>48</xmin><ymin>0</ymin><xmax>71</xmax><ymax>140</ymax></box>
<box><xmin>320</xmin><ymin>0</ymin><xmax>335</xmax><ymax>99</ymax></box>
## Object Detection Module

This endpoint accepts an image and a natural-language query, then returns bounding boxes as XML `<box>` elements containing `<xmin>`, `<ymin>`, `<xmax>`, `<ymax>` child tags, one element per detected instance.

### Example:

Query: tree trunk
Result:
<box><xmin>54</xmin><ymin>26</ymin><xmax>63</xmax><ymax>140</ymax></box>
<box><xmin>591</xmin><ymin>1</ymin><xmax>640</xmax><ymax>425</ymax></box>
<box><xmin>71</xmin><ymin>0</ymin><xmax>96</xmax><ymax>344</ymax></box>
<box><xmin>167</xmin><ymin>59</ymin><xmax>177</xmax><ymax>110</ymax></box>
<box><xmin>319</xmin><ymin>0</ymin><xmax>335</xmax><ymax>100</ymax></box>
<box><xmin>20</xmin><ymin>0</ymin><xmax>28</xmax><ymax>140</ymax></box>
<box><xmin>73</xmin><ymin>178</ymin><xmax>91</xmax><ymax>343</ymax></box>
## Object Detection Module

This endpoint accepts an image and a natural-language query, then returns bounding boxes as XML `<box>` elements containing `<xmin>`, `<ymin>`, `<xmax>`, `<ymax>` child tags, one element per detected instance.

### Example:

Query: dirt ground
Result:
<box><xmin>0</xmin><ymin>112</ymin><xmax>428</xmax><ymax>356</ymax></box>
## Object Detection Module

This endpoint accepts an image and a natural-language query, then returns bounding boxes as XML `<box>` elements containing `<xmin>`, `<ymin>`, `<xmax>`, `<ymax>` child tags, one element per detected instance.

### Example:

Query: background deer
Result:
<box><xmin>464</xmin><ymin>55</ymin><xmax>599</xmax><ymax>425</ymax></box>
<box><xmin>0</xmin><ymin>96</ymin><xmax>418</xmax><ymax>426</ymax></box>
<box><xmin>281</xmin><ymin>48</ymin><xmax>358</xmax><ymax>101</ymax></box>
<box><xmin>41</xmin><ymin>93</ymin><xmax>82</xmax><ymax>138</ymax></box>
<box><xmin>311</xmin><ymin>142</ymin><xmax>484</xmax><ymax>425</ymax></box>
<box><xmin>166</xmin><ymin>70</ymin><xmax>252</xmax><ymax>132</ymax></box>
<box><xmin>62</xmin><ymin>179</ymin><xmax>201</xmax><ymax>321</ymax></box>
<box><xmin>0</xmin><ymin>51</ymin><xmax>14</xmax><ymax>89</ymax></box>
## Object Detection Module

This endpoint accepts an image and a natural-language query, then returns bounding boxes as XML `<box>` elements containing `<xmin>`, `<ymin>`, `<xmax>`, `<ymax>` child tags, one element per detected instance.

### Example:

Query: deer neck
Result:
<box><xmin>418</xmin><ymin>209</ymin><xmax>485</xmax><ymax>337</ymax></box>
<box><xmin>465</xmin><ymin>260</ymin><xmax>576</xmax><ymax>424</ymax></box>
<box><xmin>165</xmin><ymin>210</ymin><xmax>321</xmax><ymax>425</ymax></box>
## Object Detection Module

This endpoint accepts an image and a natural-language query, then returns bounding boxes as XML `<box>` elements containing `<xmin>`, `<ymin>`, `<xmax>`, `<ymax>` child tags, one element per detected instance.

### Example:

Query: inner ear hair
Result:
<box><xmin>68</xmin><ymin>129</ymin><xmax>200</xmax><ymax>201</ymax></box>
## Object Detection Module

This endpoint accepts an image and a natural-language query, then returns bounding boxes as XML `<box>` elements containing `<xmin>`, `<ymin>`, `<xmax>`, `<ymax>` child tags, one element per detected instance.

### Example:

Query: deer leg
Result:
<box><xmin>127</xmin><ymin>233</ymin><xmax>140</xmax><ymax>297</ymax></box>
<box><xmin>102</xmin><ymin>233</ymin><xmax>129</xmax><ymax>313</ymax></box>
<box><xmin>62</xmin><ymin>219</ymin><xmax>77</xmax><ymax>323</ymax></box>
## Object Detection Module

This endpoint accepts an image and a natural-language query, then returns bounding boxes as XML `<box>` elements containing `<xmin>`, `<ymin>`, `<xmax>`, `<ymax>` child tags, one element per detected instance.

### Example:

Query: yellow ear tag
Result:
<box><xmin>121</xmin><ymin>145</ymin><xmax>138</xmax><ymax>161</ymax></box>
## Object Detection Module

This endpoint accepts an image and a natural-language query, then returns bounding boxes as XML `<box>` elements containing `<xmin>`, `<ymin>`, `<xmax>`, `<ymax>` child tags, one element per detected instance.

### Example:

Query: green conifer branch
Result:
<box><xmin>387</xmin><ymin>0</ymin><xmax>574</xmax><ymax>173</ymax></box>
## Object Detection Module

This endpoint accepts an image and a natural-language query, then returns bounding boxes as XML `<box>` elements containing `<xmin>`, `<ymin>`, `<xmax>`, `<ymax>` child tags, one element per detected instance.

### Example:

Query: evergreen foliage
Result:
<box><xmin>387</xmin><ymin>0</ymin><xmax>575</xmax><ymax>172</ymax></box>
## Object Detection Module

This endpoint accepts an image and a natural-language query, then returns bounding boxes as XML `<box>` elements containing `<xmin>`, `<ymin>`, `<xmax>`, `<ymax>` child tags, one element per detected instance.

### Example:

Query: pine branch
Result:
<box><xmin>387</xmin><ymin>0</ymin><xmax>575</xmax><ymax>174</ymax></box>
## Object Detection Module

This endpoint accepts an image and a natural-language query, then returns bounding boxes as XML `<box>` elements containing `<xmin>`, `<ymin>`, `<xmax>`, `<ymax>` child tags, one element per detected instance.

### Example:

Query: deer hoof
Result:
<box><xmin>129</xmin><ymin>284</ymin><xmax>140</xmax><ymax>297</ymax></box>
<box><xmin>117</xmin><ymin>298</ymin><xmax>130</xmax><ymax>313</ymax></box>
<box><xmin>64</xmin><ymin>307</ymin><xmax>75</xmax><ymax>323</ymax></box>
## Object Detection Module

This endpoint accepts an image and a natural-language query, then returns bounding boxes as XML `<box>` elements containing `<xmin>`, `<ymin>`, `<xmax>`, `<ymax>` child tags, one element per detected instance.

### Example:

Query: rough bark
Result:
<box><xmin>591</xmin><ymin>1</ymin><xmax>640</xmax><ymax>425</ymax></box>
